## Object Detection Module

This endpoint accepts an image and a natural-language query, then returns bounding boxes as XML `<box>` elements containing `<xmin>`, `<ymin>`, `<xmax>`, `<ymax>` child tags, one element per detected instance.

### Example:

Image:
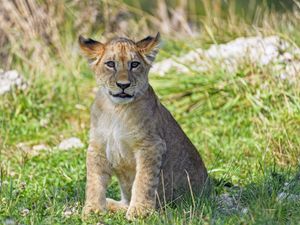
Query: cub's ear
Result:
<box><xmin>78</xmin><ymin>35</ymin><xmax>104</xmax><ymax>60</ymax></box>
<box><xmin>136</xmin><ymin>32</ymin><xmax>160</xmax><ymax>64</ymax></box>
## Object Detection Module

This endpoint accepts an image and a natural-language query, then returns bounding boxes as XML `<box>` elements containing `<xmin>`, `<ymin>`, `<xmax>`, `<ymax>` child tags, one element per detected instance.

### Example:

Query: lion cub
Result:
<box><xmin>79</xmin><ymin>33</ymin><xmax>208</xmax><ymax>220</ymax></box>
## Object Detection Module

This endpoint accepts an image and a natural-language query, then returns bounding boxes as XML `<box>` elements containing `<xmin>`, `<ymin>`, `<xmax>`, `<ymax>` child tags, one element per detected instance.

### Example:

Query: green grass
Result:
<box><xmin>1</xmin><ymin>40</ymin><xmax>300</xmax><ymax>224</ymax></box>
<box><xmin>1</xmin><ymin>16</ymin><xmax>300</xmax><ymax>223</ymax></box>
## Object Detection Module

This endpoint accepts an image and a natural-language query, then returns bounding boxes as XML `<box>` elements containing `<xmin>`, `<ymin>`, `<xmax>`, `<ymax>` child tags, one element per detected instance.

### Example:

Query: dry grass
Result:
<box><xmin>1</xmin><ymin>0</ymin><xmax>300</xmax><ymax>74</ymax></box>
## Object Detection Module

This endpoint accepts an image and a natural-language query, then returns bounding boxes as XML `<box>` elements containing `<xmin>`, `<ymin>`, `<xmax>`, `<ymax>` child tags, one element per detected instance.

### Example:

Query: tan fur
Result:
<box><xmin>79</xmin><ymin>33</ymin><xmax>208</xmax><ymax>220</ymax></box>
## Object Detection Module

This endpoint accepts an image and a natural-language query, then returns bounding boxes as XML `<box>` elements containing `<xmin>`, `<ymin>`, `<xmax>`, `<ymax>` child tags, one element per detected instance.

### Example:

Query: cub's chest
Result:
<box><xmin>96</xmin><ymin>114</ymin><xmax>136</xmax><ymax>166</ymax></box>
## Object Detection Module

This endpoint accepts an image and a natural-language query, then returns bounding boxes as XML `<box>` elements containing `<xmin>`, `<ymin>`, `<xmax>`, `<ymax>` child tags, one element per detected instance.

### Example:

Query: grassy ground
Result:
<box><xmin>1</xmin><ymin>38</ymin><xmax>300</xmax><ymax>224</ymax></box>
<box><xmin>1</xmin><ymin>1</ymin><xmax>300</xmax><ymax>224</ymax></box>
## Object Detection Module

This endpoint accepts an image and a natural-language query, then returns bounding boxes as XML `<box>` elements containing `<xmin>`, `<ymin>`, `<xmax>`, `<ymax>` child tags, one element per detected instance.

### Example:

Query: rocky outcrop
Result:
<box><xmin>152</xmin><ymin>36</ymin><xmax>300</xmax><ymax>79</ymax></box>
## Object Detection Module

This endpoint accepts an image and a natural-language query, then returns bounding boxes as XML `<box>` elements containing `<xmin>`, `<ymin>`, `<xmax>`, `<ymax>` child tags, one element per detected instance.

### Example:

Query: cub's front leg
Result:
<box><xmin>126</xmin><ymin>140</ymin><xmax>166</xmax><ymax>220</ymax></box>
<box><xmin>83</xmin><ymin>142</ymin><xmax>111</xmax><ymax>216</ymax></box>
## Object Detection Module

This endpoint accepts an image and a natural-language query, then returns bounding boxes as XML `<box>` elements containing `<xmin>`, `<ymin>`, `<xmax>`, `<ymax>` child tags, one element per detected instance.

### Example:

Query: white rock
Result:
<box><xmin>0</xmin><ymin>70</ymin><xmax>28</xmax><ymax>95</ymax></box>
<box><xmin>277</xmin><ymin>192</ymin><xmax>300</xmax><ymax>201</ymax></box>
<box><xmin>16</xmin><ymin>142</ymin><xmax>30</xmax><ymax>151</ymax></box>
<box><xmin>280</xmin><ymin>73</ymin><xmax>288</xmax><ymax>80</ymax></box>
<box><xmin>62</xmin><ymin>208</ymin><xmax>73</xmax><ymax>217</ymax></box>
<box><xmin>32</xmin><ymin>144</ymin><xmax>49</xmax><ymax>151</ymax></box>
<box><xmin>7</xmin><ymin>70</ymin><xmax>18</xmax><ymax>80</ymax></box>
<box><xmin>4</xmin><ymin>219</ymin><xmax>16</xmax><ymax>225</ymax></box>
<box><xmin>16</xmin><ymin>142</ymin><xmax>50</xmax><ymax>156</ymax></box>
<box><xmin>62</xmin><ymin>202</ymin><xmax>79</xmax><ymax>217</ymax></box>
<box><xmin>20</xmin><ymin>208</ymin><xmax>30</xmax><ymax>216</ymax></box>
<box><xmin>58</xmin><ymin>137</ymin><xmax>84</xmax><ymax>150</ymax></box>
<box><xmin>39</xmin><ymin>118</ymin><xmax>49</xmax><ymax>127</ymax></box>
<box><xmin>151</xmin><ymin>35</ymin><xmax>300</xmax><ymax>79</ymax></box>
<box><xmin>242</xmin><ymin>207</ymin><xmax>248</xmax><ymax>214</ymax></box>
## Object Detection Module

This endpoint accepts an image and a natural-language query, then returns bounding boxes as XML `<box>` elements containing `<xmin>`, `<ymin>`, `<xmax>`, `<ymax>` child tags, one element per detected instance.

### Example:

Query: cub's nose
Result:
<box><xmin>116</xmin><ymin>82</ymin><xmax>131</xmax><ymax>90</ymax></box>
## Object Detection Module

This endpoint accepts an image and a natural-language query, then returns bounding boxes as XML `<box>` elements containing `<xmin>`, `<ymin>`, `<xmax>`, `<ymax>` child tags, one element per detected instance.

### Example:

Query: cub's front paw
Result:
<box><xmin>126</xmin><ymin>204</ymin><xmax>154</xmax><ymax>220</ymax></box>
<box><xmin>82</xmin><ymin>203</ymin><xmax>106</xmax><ymax>218</ymax></box>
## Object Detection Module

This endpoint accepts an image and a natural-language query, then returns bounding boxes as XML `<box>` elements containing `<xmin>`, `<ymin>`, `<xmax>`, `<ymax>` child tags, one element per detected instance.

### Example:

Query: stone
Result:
<box><xmin>58</xmin><ymin>137</ymin><xmax>84</xmax><ymax>150</ymax></box>
<box><xmin>277</xmin><ymin>192</ymin><xmax>300</xmax><ymax>202</ymax></box>
<box><xmin>151</xmin><ymin>36</ymin><xmax>300</xmax><ymax>80</ymax></box>
<box><xmin>20</xmin><ymin>208</ymin><xmax>30</xmax><ymax>216</ymax></box>
<box><xmin>0</xmin><ymin>70</ymin><xmax>27</xmax><ymax>95</ymax></box>
<box><xmin>32</xmin><ymin>144</ymin><xmax>49</xmax><ymax>151</ymax></box>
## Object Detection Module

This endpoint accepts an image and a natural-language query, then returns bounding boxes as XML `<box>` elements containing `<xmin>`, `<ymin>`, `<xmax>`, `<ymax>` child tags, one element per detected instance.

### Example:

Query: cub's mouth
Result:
<box><xmin>110</xmin><ymin>91</ymin><xmax>134</xmax><ymax>98</ymax></box>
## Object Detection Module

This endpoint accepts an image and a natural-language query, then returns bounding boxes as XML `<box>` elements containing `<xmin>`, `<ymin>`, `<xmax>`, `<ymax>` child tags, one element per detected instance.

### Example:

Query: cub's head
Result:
<box><xmin>79</xmin><ymin>33</ymin><xmax>160</xmax><ymax>104</ymax></box>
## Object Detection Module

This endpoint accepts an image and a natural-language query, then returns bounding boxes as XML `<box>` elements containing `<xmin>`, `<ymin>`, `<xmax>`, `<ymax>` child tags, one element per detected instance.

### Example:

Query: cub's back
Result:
<box><xmin>156</xmin><ymin>102</ymin><xmax>208</xmax><ymax>201</ymax></box>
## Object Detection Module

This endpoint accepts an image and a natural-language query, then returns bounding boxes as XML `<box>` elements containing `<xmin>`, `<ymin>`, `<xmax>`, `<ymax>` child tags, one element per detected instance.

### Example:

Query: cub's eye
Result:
<box><xmin>105</xmin><ymin>61</ymin><xmax>115</xmax><ymax>68</ymax></box>
<box><xmin>130</xmin><ymin>61</ymin><xmax>140</xmax><ymax>69</ymax></box>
